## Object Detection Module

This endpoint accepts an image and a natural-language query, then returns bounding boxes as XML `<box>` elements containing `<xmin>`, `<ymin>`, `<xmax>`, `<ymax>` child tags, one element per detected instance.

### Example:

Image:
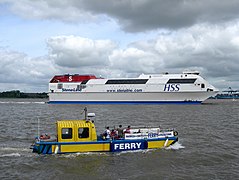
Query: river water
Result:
<box><xmin>0</xmin><ymin>99</ymin><xmax>238</xmax><ymax>180</ymax></box>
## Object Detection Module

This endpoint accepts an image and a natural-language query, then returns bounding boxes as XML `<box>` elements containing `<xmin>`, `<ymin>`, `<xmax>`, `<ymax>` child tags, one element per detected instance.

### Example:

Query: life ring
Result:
<box><xmin>173</xmin><ymin>131</ymin><xmax>178</xmax><ymax>136</ymax></box>
<box><xmin>40</xmin><ymin>134</ymin><xmax>50</xmax><ymax>140</ymax></box>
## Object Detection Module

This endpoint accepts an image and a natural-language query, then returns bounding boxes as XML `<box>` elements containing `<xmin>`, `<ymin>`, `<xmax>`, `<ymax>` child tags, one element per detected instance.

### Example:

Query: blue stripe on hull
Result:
<box><xmin>48</xmin><ymin>101</ymin><xmax>202</xmax><ymax>105</ymax></box>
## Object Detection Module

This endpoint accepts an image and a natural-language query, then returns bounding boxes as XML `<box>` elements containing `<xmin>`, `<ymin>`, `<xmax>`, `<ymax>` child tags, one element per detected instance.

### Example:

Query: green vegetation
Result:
<box><xmin>0</xmin><ymin>90</ymin><xmax>48</xmax><ymax>98</ymax></box>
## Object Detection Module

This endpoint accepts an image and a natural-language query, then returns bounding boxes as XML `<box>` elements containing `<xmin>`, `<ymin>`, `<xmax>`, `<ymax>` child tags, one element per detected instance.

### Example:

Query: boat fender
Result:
<box><xmin>40</xmin><ymin>133</ymin><xmax>50</xmax><ymax>140</ymax></box>
<box><xmin>164</xmin><ymin>138</ymin><xmax>169</xmax><ymax>147</ymax></box>
<box><xmin>54</xmin><ymin>145</ymin><xmax>59</xmax><ymax>154</ymax></box>
<box><xmin>173</xmin><ymin>131</ymin><xmax>178</xmax><ymax>136</ymax></box>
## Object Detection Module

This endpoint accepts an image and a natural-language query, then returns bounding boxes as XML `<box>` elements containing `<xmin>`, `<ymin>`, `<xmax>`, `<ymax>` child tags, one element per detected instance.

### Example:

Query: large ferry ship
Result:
<box><xmin>48</xmin><ymin>71</ymin><xmax>218</xmax><ymax>104</ymax></box>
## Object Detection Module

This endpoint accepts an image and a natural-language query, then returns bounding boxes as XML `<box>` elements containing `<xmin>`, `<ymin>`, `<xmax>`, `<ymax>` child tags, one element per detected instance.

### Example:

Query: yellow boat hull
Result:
<box><xmin>33</xmin><ymin>137</ymin><xmax>178</xmax><ymax>154</ymax></box>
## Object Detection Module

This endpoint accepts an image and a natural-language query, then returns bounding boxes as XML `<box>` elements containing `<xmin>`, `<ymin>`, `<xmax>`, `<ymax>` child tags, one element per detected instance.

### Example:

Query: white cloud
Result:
<box><xmin>109</xmin><ymin>47</ymin><xmax>162</xmax><ymax>74</ymax></box>
<box><xmin>47</xmin><ymin>36</ymin><xmax>117</xmax><ymax>68</ymax></box>
<box><xmin>0</xmin><ymin>49</ymin><xmax>56</xmax><ymax>92</ymax></box>
<box><xmin>108</xmin><ymin>24</ymin><xmax>239</xmax><ymax>89</ymax></box>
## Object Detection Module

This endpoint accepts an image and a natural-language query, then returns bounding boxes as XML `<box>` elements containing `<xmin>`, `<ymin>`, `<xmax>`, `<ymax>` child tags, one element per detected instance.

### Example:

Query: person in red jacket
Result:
<box><xmin>124</xmin><ymin>126</ymin><xmax>131</xmax><ymax>133</ymax></box>
<box><xmin>110</xmin><ymin>129</ymin><xmax>117</xmax><ymax>139</ymax></box>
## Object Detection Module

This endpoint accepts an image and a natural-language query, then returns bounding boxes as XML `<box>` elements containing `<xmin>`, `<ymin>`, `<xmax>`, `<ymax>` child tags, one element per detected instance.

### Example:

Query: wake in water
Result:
<box><xmin>165</xmin><ymin>141</ymin><xmax>185</xmax><ymax>150</ymax></box>
<box><xmin>58</xmin><ymin>150</ymin><xmax>152</xmax><ymax>158</ymax></box>
<box><xmin>59</xmin><ymin>152</ymin><xmax>109</xmax><ymax>158</ymax></box>
<box><xmin>0</xmin><ymin>147</ymin><xmax>32</xmax><ymax>158</ymax></box>
<box><xmin>0</xmin><ymin>153</ymin><xmax>21</xmax><ymax>157</ymax></box>
<box><xmin>56</xmin><ymin>142</ymin><xmax>185</xmax><ymax>158</ymax></box>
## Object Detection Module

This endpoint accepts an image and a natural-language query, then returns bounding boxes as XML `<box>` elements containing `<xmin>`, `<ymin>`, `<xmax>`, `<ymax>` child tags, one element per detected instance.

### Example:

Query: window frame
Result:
<box><xmin>78</xmin><ymin>127</ymin><xmax>90</xmax><ymax>138</ymax></box>
<box><xmin>57</xmin><ymin>83</ymin><xmax>63</xmax><ymax>89</ymax></box>
<box><xmin>167</xmin><ymin>78</ymin><xmax>196</xmax><ymax>84</ymax></box>
<box><xmin>105</xmin><ymin>79</ymin><xmax>148</xmax><ymax>84</ymax></box>
<box><xmin>61</xmin><ymin>128</ymin><xmax>73</xmax><ymax>139</ymax></box>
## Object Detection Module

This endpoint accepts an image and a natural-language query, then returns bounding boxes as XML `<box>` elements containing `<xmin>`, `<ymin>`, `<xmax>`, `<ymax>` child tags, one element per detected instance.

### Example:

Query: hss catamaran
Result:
<box><xmin>48</xmin><ymin>71</ymin><xmax>218</xmax><ymax>104</ymax></box>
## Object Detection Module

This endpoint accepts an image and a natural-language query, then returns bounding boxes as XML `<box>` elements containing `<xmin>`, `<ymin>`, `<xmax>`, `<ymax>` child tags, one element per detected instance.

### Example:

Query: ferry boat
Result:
<box><xmin>48</xmin><ymin>71</ymin><xmax>218</xmax><ymax>104</ymax></box>
<box><xmin>31</xmin><ymin>108</ymin><xmax>178</xmax><ymax>154</ymax></box>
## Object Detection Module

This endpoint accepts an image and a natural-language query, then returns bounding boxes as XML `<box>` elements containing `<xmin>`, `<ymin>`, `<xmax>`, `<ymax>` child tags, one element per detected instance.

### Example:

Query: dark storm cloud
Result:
<box><xmin>5</xmin><ymin>0</ymin><xmax>239</xmax><ymax>32</ymax></box>
<box><xmin>78</xmin><ymin>0</ymin><xmax>239</xmax><ymax>32</ymax></box>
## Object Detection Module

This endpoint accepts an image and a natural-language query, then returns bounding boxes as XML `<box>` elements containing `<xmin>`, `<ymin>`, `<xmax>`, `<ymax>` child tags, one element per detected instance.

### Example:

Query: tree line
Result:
<box><xmin>0</xmin><ymin>90</ymin><xmax>48</xmax><ymax>98</ymax></box>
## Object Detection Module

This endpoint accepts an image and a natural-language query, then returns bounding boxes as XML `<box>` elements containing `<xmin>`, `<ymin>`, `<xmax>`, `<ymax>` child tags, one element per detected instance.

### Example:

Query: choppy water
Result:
<box><xmin>0</xmin><ymin>99</ymin><xmax>238</xmax><ymax>180</ymax></box>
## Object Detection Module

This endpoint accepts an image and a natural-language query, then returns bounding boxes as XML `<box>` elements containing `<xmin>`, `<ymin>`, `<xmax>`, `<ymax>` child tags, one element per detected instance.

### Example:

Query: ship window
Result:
<box><xmin>79</xmin><ymin>84</ymin><xmax>86</xmax><ymax>91</ymax></box>
<box><xmin>105</xmin><ymin>79</ymin><xmax>148</xmax><ymax>84</ymax></box>
<box><xmin>78</xmin><ymin>128</ymin><xmax>89</xmax><ymax>138</ymax></box>
<box><xmin>167</xmin><ymin>79</ymin><xmax>196</xmax><ymax>84</ymax></box>
<box><xmin>81</xmin><ymin>80</ymin><xmax>89</xmax><ymax>84</ymax></box>
<box><xmin>76</xmin><ymin>85</ymin><xmax>80</xmax><ymax>91</ymax></box>
<box><xmin>61</xmin><ymin>128</ymin><xmax>72</xmax><ymax>139</ymax></box>
<box><xmin>57</xmin><ymin>83</ymin><xmax>63</xmax><ymax>89</ymax></box>
<box><xmin>201</xmin><ymin>84</ymin><xmax>205</xmax><ymax>88</ymax></box>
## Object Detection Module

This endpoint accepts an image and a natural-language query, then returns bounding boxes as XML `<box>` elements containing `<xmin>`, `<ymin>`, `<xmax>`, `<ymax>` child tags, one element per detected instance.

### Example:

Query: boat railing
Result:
<box><xmin>124</xmin><ymin>130</ymin><xmax>175</xmax><ymax>140</ymax></box>
<box><xmin>125</xmin><ymin>127</ymin><xmax>175</xmax><ymax>133</ymax></box>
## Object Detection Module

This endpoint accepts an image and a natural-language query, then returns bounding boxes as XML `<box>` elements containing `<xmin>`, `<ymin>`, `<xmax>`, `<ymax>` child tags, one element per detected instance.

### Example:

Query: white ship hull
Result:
<box><xmin>48</xmin><ymin>91</ymin><xmax>217</xmax><ymax>104</ymax></box>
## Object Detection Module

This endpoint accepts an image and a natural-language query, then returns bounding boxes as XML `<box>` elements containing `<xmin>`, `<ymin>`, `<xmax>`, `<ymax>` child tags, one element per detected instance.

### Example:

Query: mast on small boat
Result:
<box><xmin>81</xmin><ymin>107</ymin><xmax>88</xmax><ymax>120</ymax></box>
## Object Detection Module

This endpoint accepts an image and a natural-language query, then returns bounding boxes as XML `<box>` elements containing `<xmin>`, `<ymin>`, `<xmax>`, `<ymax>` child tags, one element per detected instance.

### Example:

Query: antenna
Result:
<box><xmin>37</xmin><ymin>117</ymin><xmax>40</xmax><ymax>139</ymax></box>
<box><xmin>81</xmin><ymin>107</ymin><xmax>88</xmax><ymax>120</ymax></box>
<box><xmin>81</xmin><ymin>107</ymin><xmax>95</xmax><ymax>120</ymax></box>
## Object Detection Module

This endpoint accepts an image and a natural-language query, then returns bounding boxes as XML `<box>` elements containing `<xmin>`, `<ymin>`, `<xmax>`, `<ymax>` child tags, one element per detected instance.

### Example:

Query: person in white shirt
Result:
<box><xmin>104</xmin><ymin>126</ymin><xmax>111</xmax><ymax>140</ymax></box>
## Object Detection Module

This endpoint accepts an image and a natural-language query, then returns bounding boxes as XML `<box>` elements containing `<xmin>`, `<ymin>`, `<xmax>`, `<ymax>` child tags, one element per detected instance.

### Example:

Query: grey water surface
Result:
<box><xmin>0</xmin><ymin>99</ymin><xmax>238</xmax><ymax>180</ymax></box>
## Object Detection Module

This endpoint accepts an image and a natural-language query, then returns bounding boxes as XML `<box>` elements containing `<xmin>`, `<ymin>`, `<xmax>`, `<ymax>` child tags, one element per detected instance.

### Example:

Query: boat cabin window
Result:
<box><xmin>76</xmin><ymin>85</ymin><xmax>80</xmax><ymax>91</ymax></box>
<box><xmin>201</xmin><ymin>84</ymin><xmax>205</xmax><ymax>88</ymax></box>
<box><xmin>167</xmin><ymin>78</ymin><xmax>196</xmax><ymax>84</ymax></box>
<box><xmin>105</xmin><ymin>79</ymin><xmax>148</xmax><ymax>84</ymax></box>
<box><xmin>78</xmin><ymin>80</ymin><xmax>88</xmax><ymax>91</ymax></box>
<box><xmin>61</xmin><ymin>128</ymin><xmax>72</xmax><ymax>139</ymax></box>
<box><xmin>78</xmin><ymin>128</ymin><xmax>89</xmax><ymax>138</ymax></box>
<box><xmin>57</xmin><ymin>83</ymin><xmax>63</xmax><ymax>89</ymax></box>
<box><xmin>79</xmin><ymin>84</ymin><xmax>86</xmax><ymax>91</ymax></box>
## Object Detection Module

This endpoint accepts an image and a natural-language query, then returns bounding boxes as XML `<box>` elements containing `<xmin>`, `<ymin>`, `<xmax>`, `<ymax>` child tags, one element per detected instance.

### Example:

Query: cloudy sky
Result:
<box><xmin>1</xmin><ymin>0</ymin><xmax>239</xmax><ymax>92</ymax></box>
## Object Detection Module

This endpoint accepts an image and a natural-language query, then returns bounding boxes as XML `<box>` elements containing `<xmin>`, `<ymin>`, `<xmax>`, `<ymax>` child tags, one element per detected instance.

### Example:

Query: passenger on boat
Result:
<box><xmin>157</xmin><ymin>126</ymin><xmax>161</xmax><ymax>134</ymax></box>
<box><xmin>81</xmin><ymin>128</ymin><xmax>89</xmax><ymax>138</ymax></box>
<box><xmin>103</xmin><ymin>127</ymin><xmax>111</xmax><ymax>140</ymax></box>
<box><xmin>117</xmin><ymin>125</ymin><xmax>123</xmax><ymax>138</ymax></box>
<box><xmin>110</xmin><ymin>129</ymin><xmax>117</xmax><ymax>139</ymax></box>
<box><xmin>124</xmin><ymin>126</ymin><xmax>131</xmax><ymax>133</ymax></box>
